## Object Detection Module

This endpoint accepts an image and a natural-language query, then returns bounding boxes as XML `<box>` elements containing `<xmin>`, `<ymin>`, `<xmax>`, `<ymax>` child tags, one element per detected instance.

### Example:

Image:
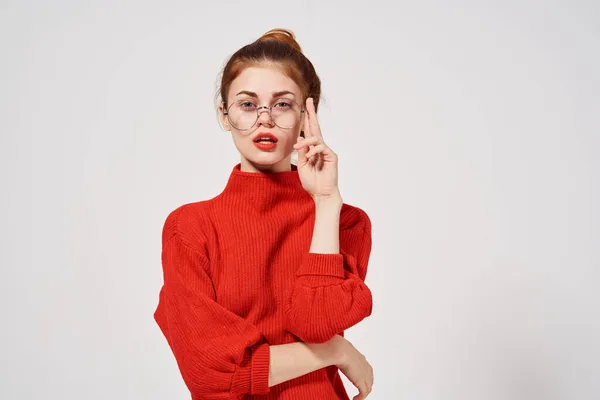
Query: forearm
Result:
<box><xmin>309</xmin><ymin>197</ymin><xmax>343</xmax><ymax>254</ymax></box>
<box><xmin>286</xmin><ymin>196</ymin><xmax>372</xmax><ymax>343</ymax></box>
<box><xmin>268</xmin><ymin>340</ymin><xmax>337</xmax><ymax>387</ymax></box>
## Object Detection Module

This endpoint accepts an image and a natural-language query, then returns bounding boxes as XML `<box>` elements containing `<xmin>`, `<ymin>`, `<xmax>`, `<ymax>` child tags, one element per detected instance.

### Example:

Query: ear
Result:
<box><xmin>218</xmin><ymin>102</ymin><xmax>231</xmax><ymax>131</ymax></box>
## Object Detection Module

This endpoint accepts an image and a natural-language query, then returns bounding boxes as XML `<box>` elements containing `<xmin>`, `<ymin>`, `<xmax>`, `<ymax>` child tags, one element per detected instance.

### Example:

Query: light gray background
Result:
<box><xmin>1</xmin><ymin>1</ymin><xmax>598</xmax><ymax>399</ymax></box>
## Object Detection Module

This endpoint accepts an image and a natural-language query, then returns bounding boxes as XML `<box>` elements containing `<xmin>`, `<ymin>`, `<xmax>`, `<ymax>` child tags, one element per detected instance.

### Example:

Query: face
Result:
<box><xmin>219</xmin><ymin>65</ymin><xmax>305</xmax><ymax>171</ymax></box>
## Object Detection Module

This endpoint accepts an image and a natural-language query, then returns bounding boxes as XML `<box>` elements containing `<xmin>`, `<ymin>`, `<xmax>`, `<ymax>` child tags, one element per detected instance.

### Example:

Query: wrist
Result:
<box><xmin>324</xmin><ymin>334</ymin><xmax>347</xmax><ymax>367</ymax></box>
<box><xmin>313</xmin><ymin>193</ymin><xmax>343</xmax><ymax>209</ymax></box>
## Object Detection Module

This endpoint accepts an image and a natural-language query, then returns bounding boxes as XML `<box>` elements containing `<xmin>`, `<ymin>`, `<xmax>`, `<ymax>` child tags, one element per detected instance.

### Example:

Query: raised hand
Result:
<box><xmin>293</xmin><ymin>97</ymin><xmax>341</xmax><ymax>202</ymax></box>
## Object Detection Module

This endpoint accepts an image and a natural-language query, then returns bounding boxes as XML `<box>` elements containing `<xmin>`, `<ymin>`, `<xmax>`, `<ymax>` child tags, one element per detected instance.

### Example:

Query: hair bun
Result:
<box><xmin>258</xmin><ymin>28</ymin><xmax>302</xmax><ymax>53</ymax></box>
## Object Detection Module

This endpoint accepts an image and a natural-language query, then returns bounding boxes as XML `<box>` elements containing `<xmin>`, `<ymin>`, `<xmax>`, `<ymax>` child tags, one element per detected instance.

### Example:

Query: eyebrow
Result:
<box><xmin>235</xmin><ymin>90</ymin><xmax>296</xmax><ymax>98</ymax></box>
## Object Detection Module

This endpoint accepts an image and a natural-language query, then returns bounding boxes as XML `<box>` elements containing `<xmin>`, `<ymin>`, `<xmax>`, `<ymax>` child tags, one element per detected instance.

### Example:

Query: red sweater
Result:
<box><xmin>154</xmin><ymin>162</ymin><xmax>373</xmax><ymax>399</ymax></box>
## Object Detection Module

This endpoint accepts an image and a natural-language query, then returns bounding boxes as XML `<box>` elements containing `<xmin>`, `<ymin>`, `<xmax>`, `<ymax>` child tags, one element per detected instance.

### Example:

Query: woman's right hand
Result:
<box><xmin>328</xmin><ymin>334</ymin><xmax>373</xmax><ymax>400</ymax></box>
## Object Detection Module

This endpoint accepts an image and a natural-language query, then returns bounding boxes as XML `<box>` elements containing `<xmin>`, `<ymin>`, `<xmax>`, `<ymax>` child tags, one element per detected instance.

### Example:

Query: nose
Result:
<box><xmin>256</xmin><ymin>106</ymin><xmax>275</xmax><ymax>127</ymax></box>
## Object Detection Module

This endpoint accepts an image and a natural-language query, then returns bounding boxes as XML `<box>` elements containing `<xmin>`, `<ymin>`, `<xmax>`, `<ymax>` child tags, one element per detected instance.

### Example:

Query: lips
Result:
<box><xmin>253</xmin><ymin>132</ymin><xmax>278</xmax><ymax>143</ymax></box>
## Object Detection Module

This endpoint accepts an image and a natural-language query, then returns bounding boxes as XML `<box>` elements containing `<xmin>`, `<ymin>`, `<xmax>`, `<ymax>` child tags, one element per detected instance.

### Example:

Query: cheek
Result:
<box><xmin>231</xmin><ymin>129</ymin><xmax>252</xmax><ymax>144</ymax></box>
<box><xmin>230</xmin><ymin>132</ymin><xmax>248</xmax><ymax>151</ymax></box>
<box><xmin>286</xmin><ymin>128</ymin><xmax>302</xmax><ymax>148</ymax></box>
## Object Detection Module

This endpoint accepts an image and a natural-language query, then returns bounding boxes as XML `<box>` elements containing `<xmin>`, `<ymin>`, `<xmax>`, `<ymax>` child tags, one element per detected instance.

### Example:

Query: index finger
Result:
<box><xmin>305</xmin><ymin>97</ymin><xmax>323</xmax><ymax>140</ymax></box>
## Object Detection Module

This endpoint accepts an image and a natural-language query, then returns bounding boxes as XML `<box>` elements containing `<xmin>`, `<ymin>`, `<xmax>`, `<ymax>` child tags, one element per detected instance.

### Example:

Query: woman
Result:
<box><xmin>154</xmin><ymin>28</ymin><xmax>374</xmax><ymax>400</ymax></box>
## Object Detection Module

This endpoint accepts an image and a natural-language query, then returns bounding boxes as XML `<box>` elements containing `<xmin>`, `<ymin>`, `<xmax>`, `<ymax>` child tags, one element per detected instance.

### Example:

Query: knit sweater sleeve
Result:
<box><xmin>154</xmin><ymin>207</ymin><xmax>270</xmax><ymax>399</ymax></box>
<box><xmin>284</xmin><ymin>206</ymin><xmax>373</xmax><ymax>343</ymax></box>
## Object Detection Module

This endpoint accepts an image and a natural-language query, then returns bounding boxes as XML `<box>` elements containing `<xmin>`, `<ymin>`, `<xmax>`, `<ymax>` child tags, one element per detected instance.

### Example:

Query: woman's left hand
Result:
<box><xmin>294</xmin><ymin>97</ymin><xmax>341</xmax><ymax>202</ymax></box>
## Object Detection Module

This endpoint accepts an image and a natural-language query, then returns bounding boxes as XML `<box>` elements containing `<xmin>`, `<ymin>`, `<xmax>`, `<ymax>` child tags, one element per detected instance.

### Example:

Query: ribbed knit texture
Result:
<box><xmin>154</xmin><ymin>162</ymin><xmax>373</xmax><ymax>399</ymax></box>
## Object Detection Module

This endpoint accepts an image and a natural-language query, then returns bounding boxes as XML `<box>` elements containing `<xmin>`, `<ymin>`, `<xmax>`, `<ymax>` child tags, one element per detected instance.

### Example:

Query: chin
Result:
<box><xmin>246</xmin><ymin>151</ymin><xmax>289</xmax><ymax>166</ymax></box>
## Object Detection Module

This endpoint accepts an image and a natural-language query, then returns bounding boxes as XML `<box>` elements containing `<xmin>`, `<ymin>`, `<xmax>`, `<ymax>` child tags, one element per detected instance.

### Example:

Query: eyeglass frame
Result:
<box><xmin>221</xmin><ymin>99</ymin><xmax>306</xmax><ymax>131</ymax></box>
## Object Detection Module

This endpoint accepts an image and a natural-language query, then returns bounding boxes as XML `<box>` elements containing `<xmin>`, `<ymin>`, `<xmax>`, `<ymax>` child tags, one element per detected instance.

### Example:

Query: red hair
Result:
<box><xmin>216</xmin><ymin>28</ymin><xmax>321</xmax><ymax>112</ymax></box>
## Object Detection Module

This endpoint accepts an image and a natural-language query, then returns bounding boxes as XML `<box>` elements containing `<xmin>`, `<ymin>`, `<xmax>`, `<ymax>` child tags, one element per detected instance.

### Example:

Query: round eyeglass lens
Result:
<box><xmin>227</xmin><ymin>99</ymin><xmax>302</xmax><ymax>130</ymax></box>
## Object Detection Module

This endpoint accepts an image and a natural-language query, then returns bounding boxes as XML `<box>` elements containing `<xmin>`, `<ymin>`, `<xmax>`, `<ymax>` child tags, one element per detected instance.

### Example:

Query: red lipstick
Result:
<box><xmin>253</xmin><ymin>132</ymin><xmax>278</xmax><ymax>151</ymax></box>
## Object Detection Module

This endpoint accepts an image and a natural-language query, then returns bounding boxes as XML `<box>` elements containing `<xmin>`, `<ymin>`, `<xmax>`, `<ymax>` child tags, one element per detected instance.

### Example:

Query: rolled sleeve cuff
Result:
<box><xmin>295</xmin><ymin>252</ymin><xmax>345</xmax><ymax>278</ymax></box>
<box><xmin>231</xmin><ymin>343</ymin><xmax>270</xmax><ymax>395</ymax></box>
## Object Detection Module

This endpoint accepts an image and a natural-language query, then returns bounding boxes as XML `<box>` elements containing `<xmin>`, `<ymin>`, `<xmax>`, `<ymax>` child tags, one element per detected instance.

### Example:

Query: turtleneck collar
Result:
<box><xmin>218</xmin><ymin>162</ymin><xmax>312</xmax><ymax>212</ymax></box>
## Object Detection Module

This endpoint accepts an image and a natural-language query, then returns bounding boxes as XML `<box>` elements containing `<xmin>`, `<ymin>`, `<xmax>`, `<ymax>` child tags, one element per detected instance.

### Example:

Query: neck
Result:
<box><xmin>239</xmin><ymin>156</ymin><xmax>293</xmax><ymax>174</ymax></box>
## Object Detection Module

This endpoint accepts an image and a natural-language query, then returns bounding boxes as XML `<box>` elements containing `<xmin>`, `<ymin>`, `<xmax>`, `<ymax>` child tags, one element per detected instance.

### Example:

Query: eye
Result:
<box><xmin>273</xmin><ymin>100</ymin><xmax>292</xmax><ymax>109</ymax></box>
<box><xmin>239</xmin><ymin>100</ymin><xmax>257</xmax><ymax>110</ymax></box>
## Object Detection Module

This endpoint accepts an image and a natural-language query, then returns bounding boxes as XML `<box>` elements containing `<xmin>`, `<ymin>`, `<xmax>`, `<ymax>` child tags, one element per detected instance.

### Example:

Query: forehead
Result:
<box><xmin>229</xmin><ymin>66</ymin><xmax>302</xmax><ymax>98</ymax></box>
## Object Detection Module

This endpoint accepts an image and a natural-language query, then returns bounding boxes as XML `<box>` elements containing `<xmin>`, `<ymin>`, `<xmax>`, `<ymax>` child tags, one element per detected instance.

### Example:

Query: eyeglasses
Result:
<box><xmin>223</xmin><ymin>98</ymin><xmax>305</xmax><ymax>131</ymax></box>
